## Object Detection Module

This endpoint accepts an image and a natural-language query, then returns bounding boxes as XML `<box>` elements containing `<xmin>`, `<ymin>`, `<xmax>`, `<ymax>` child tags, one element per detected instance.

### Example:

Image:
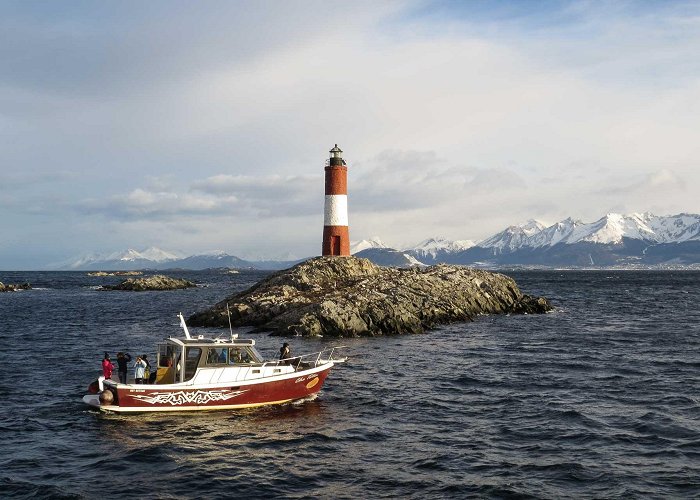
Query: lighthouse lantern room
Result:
<box><xmin>322</xmin><ymin>144</ymin><xmax>350</xmax><ymax>256</ymax></box>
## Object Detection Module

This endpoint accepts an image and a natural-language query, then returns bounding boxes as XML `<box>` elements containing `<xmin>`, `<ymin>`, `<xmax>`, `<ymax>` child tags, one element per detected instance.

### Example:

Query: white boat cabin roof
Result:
<box><xmin>162</xmin><ymin>336</ymin><xmax>256</xmax><ymax>349</ymax></box>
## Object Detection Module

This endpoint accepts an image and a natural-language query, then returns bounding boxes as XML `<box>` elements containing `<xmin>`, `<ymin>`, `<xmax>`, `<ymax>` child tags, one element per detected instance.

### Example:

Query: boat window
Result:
<box><xmin>249</xmin><ymin>347</ymin><xmax>264</xmax><ymax>363</ymax></box>
<box><xmin>206</xmin><ymin>347</ymin><xmax>228</xmax><ymax>365</ymax></box>
<box><xmin>228</xmin><ymin>347</ymin><xmax>253</xmax><ymax>364</ymax></box>
<box><xmin>184</xmin><ymin>347</ymin><xmax>202</xmax><ymax>381</ymax></box>
<box><xmin>158</xmin><ymin>345</ymin><xmax>176</xmax><ymax>368</ymax></box>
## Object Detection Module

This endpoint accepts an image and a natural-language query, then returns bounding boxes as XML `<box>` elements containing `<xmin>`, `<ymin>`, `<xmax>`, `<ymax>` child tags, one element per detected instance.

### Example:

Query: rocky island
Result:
<box><xmin>0</xmin><ymin>281</ymin><xmax>32</xmax><ymax>292</ymax></box>
<box><xmin>88</xmin><ymin>271</ymin><xmax>143</xmax><ymax>277</ymax></box>
<box><xmin>188</xmin><ymin>256</ymin><xmax>552</xmax><ymax>337</ymax></box>
<box><xmin>100</xmin><ymin>274</ymin><xmax>196</xmax><ymax>291</ymax></box>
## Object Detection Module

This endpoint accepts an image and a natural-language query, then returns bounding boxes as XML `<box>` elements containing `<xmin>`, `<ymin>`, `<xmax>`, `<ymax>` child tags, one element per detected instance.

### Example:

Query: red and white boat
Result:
<box><xmin>83</xmin><ymin>313</ymin><xmax>346</xmax><ymax>413</ymax></box>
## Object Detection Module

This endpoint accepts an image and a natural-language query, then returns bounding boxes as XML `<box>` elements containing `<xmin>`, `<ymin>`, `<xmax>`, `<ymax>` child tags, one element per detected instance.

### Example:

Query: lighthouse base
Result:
<box><xmin>322</xmin><ymin>226</ymin><xmax>350</xmax><ymax>256</ymax></box>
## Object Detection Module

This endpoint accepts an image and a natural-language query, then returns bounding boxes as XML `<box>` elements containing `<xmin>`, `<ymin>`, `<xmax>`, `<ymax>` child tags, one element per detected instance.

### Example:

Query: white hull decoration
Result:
<box><xmin>83</xmin><ymin>313</ymin><xmax>346</xmax><ymax>413</ymax></box>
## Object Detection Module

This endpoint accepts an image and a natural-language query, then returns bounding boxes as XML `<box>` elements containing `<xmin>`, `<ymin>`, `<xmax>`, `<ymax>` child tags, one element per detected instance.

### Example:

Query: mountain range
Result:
<box><xmin>58</xmin><ymin>212</ymin><xmax>700</xmax><ymax>270</ymax></box>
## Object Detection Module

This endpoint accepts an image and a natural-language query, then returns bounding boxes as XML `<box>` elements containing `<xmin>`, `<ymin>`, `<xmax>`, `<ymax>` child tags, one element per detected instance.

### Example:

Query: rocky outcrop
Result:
<box><xmin>0</xmin><ymin>281</ymin><xmax>31</xmax><ymax>292</ymax></box>
<box><xmin>88</xmin><ymin>271</ymin><xmax>143</xmax><ymax>276</ymax></box>
<box><xmin>188</xmin><ymin>256</ymin><xmax>552</xmax><ymax>337</ymax></box>
<box><xmin>101</xmin><ymin>275</ymin><xmax>196</xmax><ymax>291</ymax></box>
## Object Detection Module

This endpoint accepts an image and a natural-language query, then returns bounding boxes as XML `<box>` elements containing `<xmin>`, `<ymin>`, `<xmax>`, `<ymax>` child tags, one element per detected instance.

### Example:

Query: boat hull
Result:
<box><xmin>84</xmin><ymin>364</ymin><xmax>332</xmax><ymax>413</ymax></box>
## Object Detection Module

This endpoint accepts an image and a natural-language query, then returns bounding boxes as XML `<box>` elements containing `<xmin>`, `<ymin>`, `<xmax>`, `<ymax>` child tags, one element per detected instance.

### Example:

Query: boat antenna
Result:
<box><xmin>178</xmin><ymin>312</ymin><xmax>192</xmax><ymax>340</ymax></box>
<box><xmin>226</xmin><ymin>303</ymin><xmax>236</xmax><ymax>340</ymax></box>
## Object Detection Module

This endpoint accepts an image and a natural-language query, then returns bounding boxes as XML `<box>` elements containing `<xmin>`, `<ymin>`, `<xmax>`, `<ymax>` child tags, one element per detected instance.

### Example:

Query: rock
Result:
<box><xmin>0</xmin><ymin>281</ymin><xmax>32</xmax><ymax>292</ymax></box>
<box><xmin>88</xmin><ymin>271</ymin><xmax>143</xmax><ymax>276</ymax></box>
<box><xmin>188</xmin><ymin>256</ymin><xmax>552</xmax><ymax>337</ymax></box>
<box><xmin>100</xmin><ymin>275</ymin><xmax>196</xmax><ymax>291</ymax></box>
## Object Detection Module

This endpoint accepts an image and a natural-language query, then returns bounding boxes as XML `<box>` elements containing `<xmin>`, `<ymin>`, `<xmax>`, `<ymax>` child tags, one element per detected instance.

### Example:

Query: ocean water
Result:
<box><xmin>0</xmin><ymin>270</ymin><xmax>698</xmax><ymax>499</ymax></box>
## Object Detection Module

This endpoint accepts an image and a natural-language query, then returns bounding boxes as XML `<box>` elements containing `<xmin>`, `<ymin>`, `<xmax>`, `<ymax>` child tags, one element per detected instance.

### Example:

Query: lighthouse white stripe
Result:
<box><xmin>324</xmin><ymin>195</ymin><xmax>348</xmax><ymax>226</ymax></box>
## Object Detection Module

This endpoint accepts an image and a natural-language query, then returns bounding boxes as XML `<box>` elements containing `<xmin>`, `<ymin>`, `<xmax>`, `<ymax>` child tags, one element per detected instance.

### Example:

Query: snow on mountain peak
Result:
<box><xmin>408</xmin><ymin>236</ymin><xmax>476</xmax><ymax>258</ymax></box>
<box><xmin>112</xmin><ymin>247</ymin><xmax>181</xmax><ymax>262</ymax></box>
<box><xmin>496</xmin><ymin>212</ymin><xmax>700</xmax><ymax>249</ymax></box>
<box><xmin>479</xmin><ymin>219</ymin><xmax>546</xmax><ymax>252</ymax></box>
<box><xmin>139</xmin><ymin>247</ymin><xmax>182</xmax><ymax>262</ymax></box>
<box><xmin>65</xmin><ymin>247</ymin><xmax>182</xmax><ymax>268</ymax></box>
<box><xmin>575</xmin><ymin>213</ymin><xmax>657</xmax><ymax>244</ymax></box>
<box><xmin>350</xmin><ymin>237</ymin><xmax>387</xmax><ymax>254</ymax></box>
<box><xmin>519</xmin><ymin>219</ymin><xmax>548</xmax><ymax>236</ymax></box>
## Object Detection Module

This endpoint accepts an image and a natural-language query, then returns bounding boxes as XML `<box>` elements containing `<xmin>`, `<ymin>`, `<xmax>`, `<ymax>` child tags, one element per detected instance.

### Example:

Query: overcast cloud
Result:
<box><xmin>1</xmin><ymin>1</ymin><xmax>699</xmax><ymax>268</ymax></box>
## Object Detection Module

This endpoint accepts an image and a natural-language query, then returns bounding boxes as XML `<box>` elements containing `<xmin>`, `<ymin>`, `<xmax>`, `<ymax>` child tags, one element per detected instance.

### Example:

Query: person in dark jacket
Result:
<box><xmin>279</xmin><ymin>343</ymin><xmax>291</xmax><ymax>363</ymax></box>
<box><xmin>116</xmin><ymin>352</ymin><xmax>132</xmax><ymax>384</ymax></box>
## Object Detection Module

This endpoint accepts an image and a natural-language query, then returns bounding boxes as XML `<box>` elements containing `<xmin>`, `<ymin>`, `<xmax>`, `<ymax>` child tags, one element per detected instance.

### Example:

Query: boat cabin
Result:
<box><xmin>154</xmin><ymin>337</ymin><xmax>279</xmax><ymax>385</ymax></box>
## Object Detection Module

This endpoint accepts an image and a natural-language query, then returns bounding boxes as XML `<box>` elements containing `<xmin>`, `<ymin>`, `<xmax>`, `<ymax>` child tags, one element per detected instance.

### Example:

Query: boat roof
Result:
<box><xmin>163</xmin><ymin>336</ymin><xmax>256</xmax><ymax>348</ymax></box>
<box><xmin>168</xmin><ymin>313</ymin><xmax>256</xmax><ymax>349</ymax></box>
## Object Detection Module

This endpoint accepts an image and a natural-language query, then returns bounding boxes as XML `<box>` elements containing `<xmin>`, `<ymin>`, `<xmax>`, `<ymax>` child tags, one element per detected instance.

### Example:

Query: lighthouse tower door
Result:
<box><xmin>331</xmin><ymin>236</ymin><xmax>341</xmax><ymax>255</ymax></box>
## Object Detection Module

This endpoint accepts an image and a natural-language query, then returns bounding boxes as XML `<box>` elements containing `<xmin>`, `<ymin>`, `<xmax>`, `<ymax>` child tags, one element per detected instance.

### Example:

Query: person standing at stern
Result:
<box><xmin>102</xmin><ymin>352</ymin><xmax>114</xmax><ymax>380</ymax></box>
<box><xmin>133</xmin><ymin>356</ymin><xmax>147</xmax><ymax>384</ymax></box>
<box><xmin>116</xmin><ymin>352</ymin><xmax>131</xmax><ymax>384</ymax></box>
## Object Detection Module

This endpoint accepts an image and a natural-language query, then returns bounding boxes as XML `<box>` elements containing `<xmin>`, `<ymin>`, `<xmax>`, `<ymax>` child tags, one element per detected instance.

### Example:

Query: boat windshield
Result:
<box><xmin>204</xmin><ymin>346</ymin><xmax>259</xmax><ymax>365</ymax></box>
<box><xmin>184</xmin><ymin>347</ymin><xmax>202</xmax><ymax>381</ymax></box>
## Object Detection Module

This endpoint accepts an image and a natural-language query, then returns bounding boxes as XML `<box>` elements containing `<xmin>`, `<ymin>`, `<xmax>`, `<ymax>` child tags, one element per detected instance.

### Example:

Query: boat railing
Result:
<box><xmin>192</xmin><ymin>347</ymin><xmax>347</xmax><ymax>384</ymax></box>
<box><xmin>259</xmin><ymin>346</ymin><xmax>347</xmax><ymax>372</ymax></box>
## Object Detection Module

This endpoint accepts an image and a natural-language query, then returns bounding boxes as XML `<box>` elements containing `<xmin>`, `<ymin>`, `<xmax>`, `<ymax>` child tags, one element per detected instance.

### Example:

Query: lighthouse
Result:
<box><xmin>322</xmin><ymin>144</ymin><xmax>350</xmax><ymax>256</ymax></box>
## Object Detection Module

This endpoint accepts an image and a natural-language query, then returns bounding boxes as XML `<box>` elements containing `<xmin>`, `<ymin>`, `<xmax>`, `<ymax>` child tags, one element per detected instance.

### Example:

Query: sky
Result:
<box><xmin>1</xmin><ymin>0</ymin><xmax>699</xmax><ymax>268</ymax></box>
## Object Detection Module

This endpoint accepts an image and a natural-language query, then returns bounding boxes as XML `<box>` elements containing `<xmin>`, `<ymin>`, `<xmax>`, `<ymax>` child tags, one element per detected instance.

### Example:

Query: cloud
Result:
<box><xmin>646</xmin><ymin>169</ymin><xmax>684</xmax><ymax>189</ymax></box>
<box><xmin>74</xmin><ymin>173</ymin><xmax>325</xmax><ymax>221</ymax></box>
<box><xmin>78</xmin><ymin>188</ymin><xmax>238</xmax><ymax>219</ymax></box>
<box><xmin>191</xmin><ymin>173</ymin><xmax>322</xmax><ymax>216</ymax></box>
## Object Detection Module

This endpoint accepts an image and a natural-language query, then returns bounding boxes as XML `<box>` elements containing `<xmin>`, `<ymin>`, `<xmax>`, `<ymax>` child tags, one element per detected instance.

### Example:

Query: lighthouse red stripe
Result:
<box><xmin>325</xmin><ymin>166</ymin><xmax>347</xmax><ymax>195</ymax></box>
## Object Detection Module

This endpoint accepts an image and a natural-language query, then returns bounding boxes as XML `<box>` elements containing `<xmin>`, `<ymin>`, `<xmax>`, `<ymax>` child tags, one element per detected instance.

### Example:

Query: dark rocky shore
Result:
<box><xmin>0</xmin><ymin>281</ymin><xmax>31</xmax><ymax>292</ymax></box>
<box><xmin>188</xmin><ymin>256</ymin><xmax>552</xmax><ymax>337</ymax></box>
<box><xmin>101</xmin><ymin>275</ymin><xmax>196</xmax><ymax>291</ymax></box>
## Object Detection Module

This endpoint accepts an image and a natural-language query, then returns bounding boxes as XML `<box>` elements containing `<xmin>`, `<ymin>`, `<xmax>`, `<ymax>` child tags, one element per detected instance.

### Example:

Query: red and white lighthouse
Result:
<box><xmin>322</xmin><ymin>144</ymin><xmax>350</xmax><ymax>256</ymax></box>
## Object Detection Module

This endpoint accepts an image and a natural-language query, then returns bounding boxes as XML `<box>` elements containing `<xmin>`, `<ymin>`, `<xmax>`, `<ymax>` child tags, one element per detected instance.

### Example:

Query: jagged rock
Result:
<box><xmin>101</xmin><ymin>275</ymin><xmax>196</xmax><ymax>291</ymax></box>
<box><xmin>88</xmin><ymin>271</ymin><xmax>143</xmax><ymax>277</ymax></box>
<box><xmin>0</xmin><ymin>281</ymin><xmax>32</xmax><ymax>292</ymax></box>
<box><xmin>188</xmin><ymin>256</ymin><xmax>552</xmax><ymax>337</ymax></box>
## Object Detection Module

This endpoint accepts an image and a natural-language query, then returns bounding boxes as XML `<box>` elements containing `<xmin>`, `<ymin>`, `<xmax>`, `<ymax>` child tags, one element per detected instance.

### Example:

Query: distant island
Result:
<box><xmin>0</xmin><ymin>281</ymin><xmax>31</xmax><ymax>292</ymax></box>
<box><xmin>100</xmin><ymin>275</ymin><xmax>196</xmax><ymax>291</ymax></box>
<box><xmin>87</xmin><ymin>271</ymin><xmax>143</xmax><ymax>276</ymax></box>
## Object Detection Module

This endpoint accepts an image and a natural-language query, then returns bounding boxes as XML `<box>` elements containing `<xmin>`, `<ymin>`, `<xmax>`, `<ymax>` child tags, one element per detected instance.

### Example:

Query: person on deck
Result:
<box><xmin>134</xmin><ymin>356</ymin><xmax>147</xmax><ymax>384</ymax></box>
<box><xmin>279</xmin><ymin>343</ymin><xmax>291</xmax><ymax>362</ymax></box>
<box><xmin>116</xmin><ymin>352</ymin><xmax>131</xmax><ymax>384</ymax></box>
<box><xmin>142</xmin><ymin>354</ymin><xmax>152</xmax><ymax>384</ymax></box>
<box><xmin>102</xmin><ymin>352</ymin><xmax>114</xmax><ymax>380</ymax></box>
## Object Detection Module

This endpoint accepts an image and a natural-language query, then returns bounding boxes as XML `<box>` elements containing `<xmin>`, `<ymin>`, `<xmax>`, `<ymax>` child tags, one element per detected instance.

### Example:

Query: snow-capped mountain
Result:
<box><xmin>526</xmin><ymin>217</ymin><xmax>583</xmax><ymax>248</ymax></box>
<box><xmin>116</xmin><ymin>247</ymin><xmax>182</xmax><ymax>262</ymax></box>
<box><xmin>632</xmin><ymin>213</ymin><xmax>700</xmax><ymax>243</ymax></box>
<box><xmin>58</xmin><ymin>247</ymin><xmax>303</xmax><ymax>271</ymax></box>
<box><xmin>164</xmin><ymin>252</ymin><xmax>253</xmax><ymax>270</ymax></box>
<box><xmin>407</xmin><ymin>237</ymin><xmax>476</xmax><ymax>258</ymax></box>
<box><xmin>63</xmin><ymin>247</ymin><xmax>182</xmax><ymax>270</ymax></box>
<box><xmin>519</xmin><ymin>213</ymin><xmax>700</xmax><ymax>248</ymax></box>
<box><xmin>354</xmin><ymin>247</ymin><xmax>424</xmax><ymax>267</ymax></box>
<box><xmin>478</xmin><ymin>220</ymin><xmax>548</xmax><ymax>254</ymax></box>
<box><xmin>444</xmin><ymin>212</ymin><xmax>700</xmax><ymax>267</ymax></box>
<box><xmin>402</xmin><ymin>236</ymin><xmax>476</xmax><ymax>265</ymax></box>
<box><xmin>350</xmin><ymin>237</ymin><xmax>387</xmax><ymax>254</ymax></box>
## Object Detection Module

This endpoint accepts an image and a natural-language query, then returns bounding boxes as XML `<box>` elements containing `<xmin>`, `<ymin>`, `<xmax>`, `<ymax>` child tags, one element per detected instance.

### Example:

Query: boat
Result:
<box><xmin>83</xmin><ymin>313</ymin><xmax>346</xmax><ymax>413</ymax></box>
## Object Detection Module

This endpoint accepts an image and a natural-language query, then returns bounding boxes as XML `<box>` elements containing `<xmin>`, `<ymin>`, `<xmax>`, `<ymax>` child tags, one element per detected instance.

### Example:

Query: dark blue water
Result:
<box><xmin>0</xmin><ymin>270</ymin><xmax>698</xmax><ymax>498</ymax></box>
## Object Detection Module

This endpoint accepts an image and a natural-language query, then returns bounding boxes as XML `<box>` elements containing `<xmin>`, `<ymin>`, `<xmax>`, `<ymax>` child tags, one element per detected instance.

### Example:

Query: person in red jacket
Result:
<box><xmin>102</xmin><ymin>352</ymin><xmax>114</xmax><ymax>379</ymax></box>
